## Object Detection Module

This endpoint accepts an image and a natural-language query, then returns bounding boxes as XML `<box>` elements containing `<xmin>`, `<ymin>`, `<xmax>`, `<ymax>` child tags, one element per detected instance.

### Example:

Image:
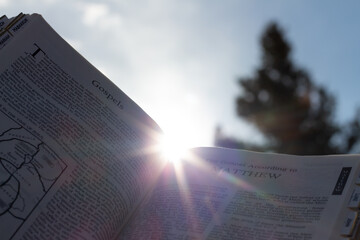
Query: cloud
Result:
<box><xmin>78</xmin><ymin>2</ymin><xmax>122</xmax><ymax>30</ymax></box>
<box><xmin>0</xmin><ymin>0</ymin><xmax>9</xmax><ymax>7</ymax></box>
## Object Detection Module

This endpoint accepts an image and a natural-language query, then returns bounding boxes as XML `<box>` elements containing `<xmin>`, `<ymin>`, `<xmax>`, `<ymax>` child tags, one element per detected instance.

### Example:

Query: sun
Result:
<box><xmin>151</xmin><ymin>95</ymin><xmax>209</xmax><ymax>164</ymax></box>
<box><xmin>159</xmin><ymin>133</ymin><xmax>190</xmax><ymax>163</ymax></box>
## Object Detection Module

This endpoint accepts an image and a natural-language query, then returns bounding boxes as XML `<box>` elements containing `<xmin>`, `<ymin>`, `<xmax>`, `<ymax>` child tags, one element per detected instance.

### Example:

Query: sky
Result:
<box><xmin>2</xmin><ymin>0</ymin><xmax>360</xmax><ymax>148</ymax></box>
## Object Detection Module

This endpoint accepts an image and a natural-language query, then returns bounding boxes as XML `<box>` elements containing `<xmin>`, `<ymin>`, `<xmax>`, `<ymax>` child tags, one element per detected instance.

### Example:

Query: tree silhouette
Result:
<box><xmin>215</xmin><ymin>22</ymin><xmax>360</xmax><ymax>155</ymax></box>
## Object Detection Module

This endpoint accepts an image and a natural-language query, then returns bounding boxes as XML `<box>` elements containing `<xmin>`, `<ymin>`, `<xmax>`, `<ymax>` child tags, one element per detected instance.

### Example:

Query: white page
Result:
<box><xmin>0</xmin><ymin>14</ymin><xmax>163</xmax><ymax>240</ymax></box>
<box><xmin>120</xmin><ymin>147</ymin><xmax>360</xmax><ymax>239</ymax></box>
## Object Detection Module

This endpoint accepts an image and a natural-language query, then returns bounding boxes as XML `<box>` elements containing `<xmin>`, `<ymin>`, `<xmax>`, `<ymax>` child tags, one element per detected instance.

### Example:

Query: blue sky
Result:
<box><xmin>2</xmin><ymin>0</ymin><xmax>360</xmax><ymax>147</ymax></box>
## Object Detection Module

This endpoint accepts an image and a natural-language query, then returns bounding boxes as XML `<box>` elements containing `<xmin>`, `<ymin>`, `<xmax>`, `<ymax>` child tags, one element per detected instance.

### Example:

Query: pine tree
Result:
<box><xmin>217</xmin><ymin>22</ymin><xmax>359</xmax><ymax>155</ymax></box>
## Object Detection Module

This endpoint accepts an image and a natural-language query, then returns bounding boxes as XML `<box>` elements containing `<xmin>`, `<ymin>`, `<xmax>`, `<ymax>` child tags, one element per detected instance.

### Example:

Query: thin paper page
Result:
<box><xmin>0</xmin><ymin>13</ymin><xmax>163</xmax><ymax>240</ymax></box>
<box><xmin>120</xmin><ymin>147</ymin><xmax>360</xmax><ymax>240</ymax></box>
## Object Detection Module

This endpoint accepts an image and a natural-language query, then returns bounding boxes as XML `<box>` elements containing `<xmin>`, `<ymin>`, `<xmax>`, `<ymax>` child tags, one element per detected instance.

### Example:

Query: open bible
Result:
<box><xmin>1</xmin><ymin>13</ymin><xmax>360</xmax><ymax>240</ymax></box>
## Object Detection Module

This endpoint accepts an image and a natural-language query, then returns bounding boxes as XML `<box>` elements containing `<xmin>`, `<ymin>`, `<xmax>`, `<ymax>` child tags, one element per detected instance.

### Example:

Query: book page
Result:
<box><xmin>119</xmin><ymin>147</ymin><xmax>360</xmax><ymax>239</ymax></box>
<box><xmin>0</xmin><ymin>14</ymin><xmax>163</xmax><ymax>240</ymax></box>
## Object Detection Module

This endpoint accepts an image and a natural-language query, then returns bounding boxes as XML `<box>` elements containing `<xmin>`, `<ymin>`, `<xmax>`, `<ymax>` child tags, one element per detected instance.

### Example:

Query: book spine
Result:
<box><xmin>0</xmin><ymin>15</ymin><xmax>9</xmax><ymax>31</ymax></box>
<box><xmin>341</xmin><ymin>174</ymin><xmax>360</xmax><ymax>239</ymax></box>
